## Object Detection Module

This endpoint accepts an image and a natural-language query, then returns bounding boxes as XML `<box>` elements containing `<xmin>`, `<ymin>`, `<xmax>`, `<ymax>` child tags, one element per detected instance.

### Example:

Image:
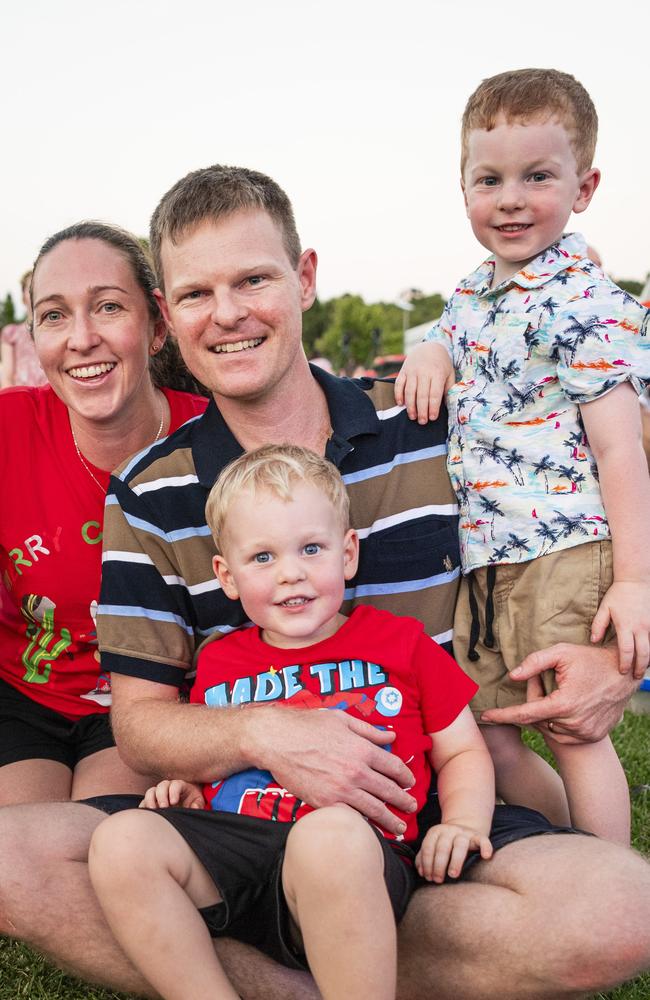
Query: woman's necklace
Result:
<box><xmin>70</xmin><ymin>396</ymin><xmax>165</xmax><ymax>495</ymax></box>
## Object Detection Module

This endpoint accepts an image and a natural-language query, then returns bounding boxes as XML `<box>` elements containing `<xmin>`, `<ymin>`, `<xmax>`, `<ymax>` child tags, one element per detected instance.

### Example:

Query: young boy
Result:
<box><xmin>397</xmin><ymin>67</ymin><xmax>650</xmax><ymax>844</ymax></box>
<box><xmin>88</xmin><ymin>445</ymin><xmax>495</xmax><ymax>1000</ymax></box>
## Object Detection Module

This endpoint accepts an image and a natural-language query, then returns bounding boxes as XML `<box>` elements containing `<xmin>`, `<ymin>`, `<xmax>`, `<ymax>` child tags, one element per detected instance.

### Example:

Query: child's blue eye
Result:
<box><xmin>530</xmin><ymin>172</ymin><xmax>549</xmax><ymax>182</ymax></box>
<box><xmin>254</xmin><ymin>552</ymin><xmax>272</xmax><ymax>564</ymax></box>
<box><xmin>303</xmin><ymin>543</ymin><xmax>321</xmax><ymax>556</ymax></box>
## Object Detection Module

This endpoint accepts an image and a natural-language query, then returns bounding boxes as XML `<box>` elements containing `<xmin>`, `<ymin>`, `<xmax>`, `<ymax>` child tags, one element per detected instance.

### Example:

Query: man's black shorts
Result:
<box><xmin>0</xmin><ymin>675</ymin><xmax>115</xmax><ymax>769</ymax></box>
<box><xmin>84</xmin><ymin>793</ymin><xmax>579</xmax><ymax>971</ymax></box>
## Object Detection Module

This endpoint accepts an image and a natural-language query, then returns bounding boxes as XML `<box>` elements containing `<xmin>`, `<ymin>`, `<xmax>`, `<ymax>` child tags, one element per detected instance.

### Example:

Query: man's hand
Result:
<box><xmin>394</xmin><ymin>342</ymin><xmax>454</xmax><ymax>424</ymax></box>
<box><xmin>415</xmin><ymin>822</ymin><xmax>493</xmax><ymax>883</ymax></box>
<box><xmin>480</xmin><ymin>643</ymin><xmax>639</xmax><ymax>743</ymax></box>
<box><xmin>591</xmin><ymin>581</ymin><xmax>650</xmax><ymax>679</ymax></box>
<box><xmin>139</xmin><ymin>779</ymin><xmax>206</xmax><ymax>810</ymax></box>
<box><xmin>251</xmin><ymin>708</ymin><xmax>417</xmax><ymax>837</ymax></box>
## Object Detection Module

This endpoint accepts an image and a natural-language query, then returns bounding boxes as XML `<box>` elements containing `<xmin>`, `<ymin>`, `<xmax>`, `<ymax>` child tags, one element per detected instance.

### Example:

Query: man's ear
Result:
<box><xmin>297</xmin><ymin>248</ymin><xmax>318</xmax><ymax>313</ymax></box>
<box><xmin>573</xmin><ymin>167</ymin><xmax>601</xmax><ymax>215</ymax></box>
<box><xmin>154</xmin><ymin>288</ymin><xmax>174</xmax><ymax>334</ymax></box>
<box><xmin>213</xmin><ymin>554</ymin><xmax>240</xmax><ymax>601</ymax></box>
<box><xmin>342</xmin><ymin>528</ymin><xmax>360</xmax><ymax>581</ymax></box>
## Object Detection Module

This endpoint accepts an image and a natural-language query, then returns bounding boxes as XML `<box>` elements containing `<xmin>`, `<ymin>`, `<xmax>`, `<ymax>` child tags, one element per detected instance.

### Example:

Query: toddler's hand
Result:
<box><xmin>415</xmin><ymin>822</ymin><xmax>492</xmax><ymax>883</ymax></box>
<box><xmin>394</xmin><ymin>341</ymin><xmax>454</xmax><ymax>424</ymax></box>
<box><xmin>591</xmin><ymin>581</ymin><xmax>650</xmax><ymax>679</ymax></box>
<box><xmin>139</xmin><ymin>779</ymin><xmax>205</xmax><ymax>810</ymax></box>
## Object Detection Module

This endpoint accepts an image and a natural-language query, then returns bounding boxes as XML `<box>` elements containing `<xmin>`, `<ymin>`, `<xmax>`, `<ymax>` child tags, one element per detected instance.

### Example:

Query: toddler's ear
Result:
<box><xmin>343</xmin><ymin>529</ymin><xmax>360</xmax><ymax>581</ymax></box>
<box><xmin>213</xmin><ymin>555</ymin><xmax>239</xmax><ymax>601</ymax></box>
<box><xmin>573</xmin><ymin>167</ymin><xmax>601</xmax><ymax>214</ymax></box>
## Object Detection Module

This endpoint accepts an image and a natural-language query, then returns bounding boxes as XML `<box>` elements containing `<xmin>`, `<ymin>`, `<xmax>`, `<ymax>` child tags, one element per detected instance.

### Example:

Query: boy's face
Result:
<box><xmin>213</xmin><ymin>481</ymin><xmax>359</xmax><ymax>649</ymax></box>
<box><xmin>462</xmin><ymin>114</ymin><xmax>600</xmax><ymax>285</ymax></box>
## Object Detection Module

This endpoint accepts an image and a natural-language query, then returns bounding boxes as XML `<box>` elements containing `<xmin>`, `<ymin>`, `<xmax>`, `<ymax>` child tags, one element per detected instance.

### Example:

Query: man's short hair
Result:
<box><xmin>205</xmin><ymin>444</ymin><xmax>350</xmax><ymax>554</ymax></box>
<box><xmin>460</xmin><ymin>68</ymin><xmax>598</xmax><ymax>175</ymax></box>
<box><xmin>150</xmin><ymin>165</ymin><xmax>302</xmax><ymax>288</ymax></box>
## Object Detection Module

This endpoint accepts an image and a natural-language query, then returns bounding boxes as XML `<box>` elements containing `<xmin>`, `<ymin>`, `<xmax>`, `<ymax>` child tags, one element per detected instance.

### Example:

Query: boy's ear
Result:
<box><xmin>213</xmin><ymin>554</ymin><xmax>240</xmax><ymax>601</ymax></box>
<box><xmin>573</xmin><ymin>167</ymin><xmax>601</xmax><ymax>215</ymax></box>
<box><xmin>342</xmin><ymin>528</ymin><xmax>360</xmax><ymax>581</ymax></box>
<box><xmin>460</xmin><ymin>177</ymin><xmax>470</xmax><ymax>218</ymax></box>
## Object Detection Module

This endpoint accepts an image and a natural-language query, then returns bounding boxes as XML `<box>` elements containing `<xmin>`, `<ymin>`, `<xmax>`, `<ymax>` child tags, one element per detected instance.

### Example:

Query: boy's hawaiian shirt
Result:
<box><xmin>426</xmin><ymin>233</ymin><xmax>650</xmax><ymax>573</ymax></box>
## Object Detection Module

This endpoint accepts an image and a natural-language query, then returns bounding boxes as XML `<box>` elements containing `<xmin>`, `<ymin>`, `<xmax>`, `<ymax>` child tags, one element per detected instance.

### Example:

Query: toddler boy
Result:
<box><xmin>397</xmin><ymin>68</ymin><xmax>650</xmax><ymax>844</ymax></box>
<box><xmin>88</xmin><ymin>445</ymin><xmax>495</xmax><ymax>1000</ymax></box>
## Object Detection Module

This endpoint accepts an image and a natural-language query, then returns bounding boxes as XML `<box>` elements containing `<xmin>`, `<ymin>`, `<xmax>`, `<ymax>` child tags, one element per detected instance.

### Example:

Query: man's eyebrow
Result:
<box><xmin>33</xmin><ymin>285</ymin><xmax>130</xmax><ymax>310</ymax></box>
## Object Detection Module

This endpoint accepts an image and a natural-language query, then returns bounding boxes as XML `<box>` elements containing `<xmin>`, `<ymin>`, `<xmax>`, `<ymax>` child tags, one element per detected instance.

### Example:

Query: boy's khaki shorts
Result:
<box><xmin>453</xmin><ymin>540</ymin><xmax>614</xmax><ymax>719</ymax></box>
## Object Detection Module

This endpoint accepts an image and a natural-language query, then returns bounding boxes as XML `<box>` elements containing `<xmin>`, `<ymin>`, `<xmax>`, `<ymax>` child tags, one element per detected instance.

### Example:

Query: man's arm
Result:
<box><xmin>111</xmin><ymin>674</ymin><xmax>417</xmax><ymax>834</ymax></box>
<box><xmin>480</xmin><ymin>643</ymin><xmax>639</xmax><ymax>742</ymax></box>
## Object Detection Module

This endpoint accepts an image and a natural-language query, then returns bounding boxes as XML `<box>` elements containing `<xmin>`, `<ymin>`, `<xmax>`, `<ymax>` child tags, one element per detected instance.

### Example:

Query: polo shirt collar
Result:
<box><xmin>473</xmin><ymin>232</ymin><xmax>588</xmax><ymax>298</ymax></box>
<box><xmin>193</xmin><ymin>363</ymin><xmax>380</xmax><ymax>487</ymax></box>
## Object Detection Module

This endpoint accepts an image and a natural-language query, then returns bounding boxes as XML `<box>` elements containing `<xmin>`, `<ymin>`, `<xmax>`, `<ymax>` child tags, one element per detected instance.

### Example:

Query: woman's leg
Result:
<box><xmin>89</xmin><ymin>808</ymin><xmax>239</xmax><ymax>1000</ymax></box>
<box><xmin>282</xmin><ymin>805</ymin><xmax>396</xmax><ymax>1000</ymax></box>
<box><xmin>72</xmin><ymin>746</ymin><xmax>153</xmax><ymax>798</ymax></box>
<box><xmin>0</xmin><ymin>758</ymin><xmax>72</xmax><ymax>805</ymax></box>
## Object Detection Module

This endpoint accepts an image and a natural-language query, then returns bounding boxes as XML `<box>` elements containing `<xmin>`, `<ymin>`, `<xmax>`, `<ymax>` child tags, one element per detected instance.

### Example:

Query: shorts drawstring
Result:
<box><xmin>467</xmin><ymin>564</ymin><xmax>497</xmax><ymax>661</ymax></box>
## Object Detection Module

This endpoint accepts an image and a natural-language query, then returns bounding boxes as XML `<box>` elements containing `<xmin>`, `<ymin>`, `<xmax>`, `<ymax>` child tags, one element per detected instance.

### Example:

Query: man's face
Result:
<box><xmin>157</xmin><ymin>209</ymin><xmax>317</xmax><ymax>404</ymax></box>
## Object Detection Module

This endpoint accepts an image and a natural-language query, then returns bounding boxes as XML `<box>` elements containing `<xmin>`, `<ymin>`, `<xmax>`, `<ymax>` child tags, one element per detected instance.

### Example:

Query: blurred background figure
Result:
<box><xmin>0</xmin><ymin>270</ymin><xmax>47</xmax><ymax>388</ymax></box>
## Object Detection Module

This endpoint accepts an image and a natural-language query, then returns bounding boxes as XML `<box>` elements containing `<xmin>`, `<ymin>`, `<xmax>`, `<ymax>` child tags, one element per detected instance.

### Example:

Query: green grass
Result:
<box><xmin>0</xmin><ymin>710</ymin><xmax>648</xmax><ymax>1000</ymax></box>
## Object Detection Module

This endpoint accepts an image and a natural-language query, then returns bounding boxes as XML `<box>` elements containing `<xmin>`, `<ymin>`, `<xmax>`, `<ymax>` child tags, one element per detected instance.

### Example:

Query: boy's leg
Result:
<box><xmin>89</xmin><ymin>809</ymin><xmax>239</xmax><ymax>1000</ymax></box>
<box><xmin>455</xmin><ymin>571</ymin><xmax>571</xmax><ymax>824</ymax></box>
<box><xmin>549</xmin><ymin>733</ymin><xmax>630</xmax><ymax>843</ymax></box>
<box><xmin>481</xmin><ymin>724</ymin><xmax>571</xmax><ymax>825</ymax></box>
<box><xmin>282</xmin><ymin>805</ymin><xmax>397</xmax><ymax>1000</ymax></box>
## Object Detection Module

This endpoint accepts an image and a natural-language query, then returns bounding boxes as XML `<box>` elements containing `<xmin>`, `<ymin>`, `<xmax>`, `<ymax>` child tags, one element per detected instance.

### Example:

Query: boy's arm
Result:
<box><xmin>580</xmin><ymin>381</ymin><xmax>650</xmax><ymax>676</ymax></box>
<box><xmin>394</xmin><ymin>341</ymin><xmax>455</xmax><ymax>424</ymax></box>
<box><xmin>416</xmin><ymin>706</ymin><xmax>495</xmax><ymax>883</ymax></box>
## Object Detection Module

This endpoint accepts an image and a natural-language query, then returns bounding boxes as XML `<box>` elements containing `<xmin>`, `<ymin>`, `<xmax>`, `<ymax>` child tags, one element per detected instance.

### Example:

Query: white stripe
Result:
<box><xmin>187</xmin><ymin>578</ymin><xmax>221</xmax><ymax>596</ymax></box>
<box><xmin>376</xmin><ymin>404</ymin><xmax>406</xmax><ymax>420</ymax></box>
<box><xmin>133</xmin><ymin>474</ymin><xmax>199</xmax><ymax>496</ymax></box>
<box><xmin>102</xmin><ymin>550</ymin><xmax>153</xmax><ymax>566</ymax></box>
<box><xmin>431</xmin><ymin>628</ymin><xmax>453</xmax><ymax>646</ymax></box>
<box><xmin>355</xmin><ymin>504</ymin><xmax>458</xmax><ymax>539</ymax></box>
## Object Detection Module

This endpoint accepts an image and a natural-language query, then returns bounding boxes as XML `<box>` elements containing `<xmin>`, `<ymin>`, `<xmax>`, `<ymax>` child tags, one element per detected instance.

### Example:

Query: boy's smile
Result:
<box><xmin>213</xmin><ymin>481</ymin><xmax>359</xmax><ymax>649</ymax></box>
<box><xmin>462</xmin><ymin>115</ymin><xmax>600</xmax><ymax>286</ymax></box>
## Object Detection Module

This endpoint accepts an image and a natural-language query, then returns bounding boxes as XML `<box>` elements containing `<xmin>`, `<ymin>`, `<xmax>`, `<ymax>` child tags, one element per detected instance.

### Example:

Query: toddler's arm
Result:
<box><xmin>581</xmin><ymin>382</ymin><xmax>650</xmax><ymax>678</ymax></box>
<box><xmin>415</xmin><ymin>706</ymin><xmax>494</xmax><ymax>883</ymax></box>
<box><xmin>394</xmin><ymin>341</ymin><xmax>455</xmax><ymax>424</ymax></box>
<box><xmin>139</xmin><ymin>778</ymin><xmax>206</xmax><ymax>810</ymax></box>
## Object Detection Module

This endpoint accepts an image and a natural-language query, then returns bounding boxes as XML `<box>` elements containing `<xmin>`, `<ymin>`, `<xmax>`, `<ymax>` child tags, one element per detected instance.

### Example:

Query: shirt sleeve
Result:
<box><xmin>424</xmin><ymin>298</ymin><xmax>455</xmax><ymax>362</ymax></box>
<box><xmin>412</xmin><ymin>633</ymin><xmax>478</xmax><ymax>733</ymax></box>
<box><xmin>97</xmin><ymin>474</ymin><xmax>196</xmax><ymax>688</ymax></box>
<box><xmin>551</xmin><ymin>285</ymin><xmax>650</xmax><ymax>404</ymax></box>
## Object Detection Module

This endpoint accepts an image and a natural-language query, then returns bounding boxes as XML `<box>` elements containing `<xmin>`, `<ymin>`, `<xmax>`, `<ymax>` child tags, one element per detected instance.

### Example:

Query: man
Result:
<box><xmin>0</xmin><ymin>165</ymin><xmax>648</xmax><ymax>1000</ymax></box>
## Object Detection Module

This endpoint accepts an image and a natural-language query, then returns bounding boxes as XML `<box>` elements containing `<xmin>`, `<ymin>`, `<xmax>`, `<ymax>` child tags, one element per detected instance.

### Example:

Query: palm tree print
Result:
<box><xmin>531</xmin><ymin>455</ymin><xmax>556</xmax><ymax>492</ymax></box>
<box><xmin>535</xmin><ymin>521</ymin><xmax>559</xmax><ymax>555</ymax></box>
<box><xmin>551</xmin><ymin>511</ymin><xmax>590</xmax><ymax>538</ymax></box>
<box><xmin>477</xmin><ymin>494</ymin><xmax>505</xmax><ymax>540</ymax></box>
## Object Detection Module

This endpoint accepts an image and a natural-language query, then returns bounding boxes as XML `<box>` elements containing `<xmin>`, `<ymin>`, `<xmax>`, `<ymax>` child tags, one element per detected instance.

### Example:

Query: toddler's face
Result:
<box><xmin>462</xmin><ymin>114</ymin><xmax>599</xmax><ymax>286</ymax></box>
<box><xmin>213</xmin><ymin>482</ymin><xmax>359</xmax><ymax>648</ymax></box>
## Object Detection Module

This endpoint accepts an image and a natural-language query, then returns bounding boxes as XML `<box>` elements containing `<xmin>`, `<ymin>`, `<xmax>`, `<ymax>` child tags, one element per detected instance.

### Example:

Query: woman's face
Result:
<box><xmin>31</xmin><ymin>238</ymin><xmax>164</xmax><ymax>425</ymax></box>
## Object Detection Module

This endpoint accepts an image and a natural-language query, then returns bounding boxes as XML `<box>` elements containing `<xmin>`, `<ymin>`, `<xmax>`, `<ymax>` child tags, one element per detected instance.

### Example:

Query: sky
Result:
<box><xmin>1</xmin><ymin>0</ymin><xmax>649</xmax><ymax>314</ymax></box>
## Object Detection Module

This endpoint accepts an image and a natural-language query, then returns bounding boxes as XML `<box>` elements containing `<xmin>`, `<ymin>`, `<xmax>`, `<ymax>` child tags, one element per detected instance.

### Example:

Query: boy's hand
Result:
<box><xmin>394</xmin><ymin>342</ymin><xmax>454</xmax><ymax>424</ymax></box>
<box><xmin>591</xmin><ymin>581</ymin><xmax>650</xmax><ymax>678</ymax></box>
<box><xmin>415</xmin><ymin>822</ymin><xmax>492</xmax><ymax>883</ymax></box>
<box><xmin>139</xmin><ymin>779</ymin><xmax>206</xmax><ymax>810</ymax></box>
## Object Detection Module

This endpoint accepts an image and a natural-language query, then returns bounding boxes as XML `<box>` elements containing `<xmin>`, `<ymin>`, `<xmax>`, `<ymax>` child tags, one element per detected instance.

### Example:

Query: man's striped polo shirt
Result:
<box><xmin>97</xmin><ymin>366</ymin><xmax>460</xmax><ymax>688</ymax></box>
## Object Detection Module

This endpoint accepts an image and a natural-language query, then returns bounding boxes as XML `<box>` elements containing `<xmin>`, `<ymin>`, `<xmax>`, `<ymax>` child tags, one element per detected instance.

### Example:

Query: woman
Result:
<box><xmin>0</xmin><ymin>222</ymin><xmax>208</xmax><ymax>805</ymax></box>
